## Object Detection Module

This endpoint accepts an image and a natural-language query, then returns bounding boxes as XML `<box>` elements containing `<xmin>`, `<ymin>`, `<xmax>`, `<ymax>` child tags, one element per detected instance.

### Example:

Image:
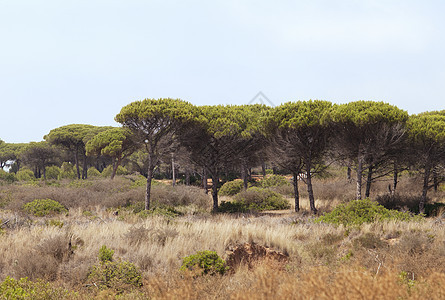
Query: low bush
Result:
<box><xmin>87</xmin><ymin>167</ymin><xmax>101</xmax><ymax>178</ymax></box>
<box><xmin>180</xmin><ymin>251</ymin><xmax>228</xmax><ymax>276</ymax></box>
<box><xmin>237</xmin><ymin>187</ymin><xmax>290</xmax><ymax>210</ymax></box>
<box><xmin>23</xmin><ymin>199</ymin><xmax>68</xmax><ymax>217</ymax></box>
<box><xmin>87</xmin><ymin>246</ymin><xmax>142</xmax><ymax>291</ymax></box>
<box><xmin>16</xmin><ymin>168</ymin><xmax>35</xmax><ymax>182</ymax></box>
<box><xmin>219</xmin><ymin>180</ymin><xmax>245</xmax><ymax>196</ymax></box>
<box><xmin>260</xmin><ymin>174</ymin><xmax>289</xmax><ymax>188</ymax></box>
<box><xmin>219</xmin><ymin>187</ymin><xmax>290</xmax><ymax>213</ymax></box>
<box><xmin>315</xmin><ymin>198</ymin><xmax>424</xmax><ymax>227</ymax></box>
<box><xmin>101</xmin><ymin>165</ymin><xmax>128</xmax><ymax>178</ymax></box>
<box><xmin>59</xmin><ymin>162</ymin><xmax>77</xmax><ymax>179</ymax></box>
<box><xmin>0</xmin><ymin>170</ymin><xmax>16</xmax><ymax>183</ymax></box>
<box><xmin>45</xmin><ymin>166</ymin><xmax>61</xmax><ymax>180</ymax></box>
<box><xmin>0</xmin><ymin>276</ymin><xmax>73</xmax><ymax>300</ymax></box>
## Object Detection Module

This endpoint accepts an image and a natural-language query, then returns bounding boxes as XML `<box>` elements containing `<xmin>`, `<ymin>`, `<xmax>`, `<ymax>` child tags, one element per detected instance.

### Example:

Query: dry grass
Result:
<box><xmin>0</xmin><ymin>175</ymin><xmax>444</xmax><ymax>298</ymax></box>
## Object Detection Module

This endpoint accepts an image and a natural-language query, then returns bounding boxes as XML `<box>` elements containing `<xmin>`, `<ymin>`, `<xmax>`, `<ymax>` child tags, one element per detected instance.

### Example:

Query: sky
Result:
<box><xmin>1</xmin><ymin>0</ymin><xmax>444</xmax><ymax>143</ymax></box>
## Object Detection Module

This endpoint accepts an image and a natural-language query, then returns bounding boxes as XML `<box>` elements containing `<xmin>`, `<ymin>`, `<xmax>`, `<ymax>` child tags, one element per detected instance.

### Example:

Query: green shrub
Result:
<box><xmin>0</xmin><ymin>169</ymin><xmax>16</xmax><ymax>183</ymax></box>
<box><xmin>23</xmin><ymin>199</ymin><xmax>68</xmax><ymax>217</ymax></box>
<box><xmin>0</xmin><ymin>276</ymin><xmax>73</xmax><ymax>300</ymax></box>
<box><xmin>101</xmin><ymin>165</ymin><xmax>128</xmax><ymax>178</ymax></box>
<box><xmin>218</xmin><ymin>201</ymin><xmax>248</xmax><ymax>213</ymax></box>
<box><xmin>180</xmin><ymin>251</ymin><xmax>228</xmax><ymax>275</ymax></box>
<box><xmin>137</xmin><ymin>206</ymin><xmax>181</xmax><ymax>219</ymax></box>
<box><xmin>45</xmin><ymin>219</ymin><xmax>64</xmax><ymax>228</ymax></box>
<box><xmin>16</xmin><ymin>168</ymin><xmax>35</xmax><ymax>181</ymax></box>
<box><xmin>88</xmin><ymin>246</ymin><xmax>142</xmax><ymax>291</ymax></box>
<box><xmin>87</xmin><ymin>167</ymin><xmax>101</xmax><ymax>178</ymax></box>
<box><xmin>315</xmin><ymin>199</ymin><xmax>424</xmax><ymax>227</ymax></box>
<box><xmin>45</xmin><ymin>166</ymin><xmax>61</xmax><ymax>180</ymax></box>
<box><xmin>99</xmin><ymin>245</ymin><xmax>114</xmax><ymax>263</ymax></box>
<box><xmin>260</xmin><ymin>174</ymin><xmax>289</xmax><ymax>188</ymax></box>
<box><xmin>234</xmin><ymin>187</ymin><xmax>290</xmax><ymax>211</ymax></box>
<box><xmin>219</xmin><ymin>180</ymin><xmax>245</xmax><ymax>196</ymax></box>
<box><xmin>59</xmin><ymin>162</ymin><xmax>76</xmax><ymax>179</ymax></box>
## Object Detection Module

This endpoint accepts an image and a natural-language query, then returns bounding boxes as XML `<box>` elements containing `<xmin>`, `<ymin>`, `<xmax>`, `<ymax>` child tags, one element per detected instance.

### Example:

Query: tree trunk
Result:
<box><xmin>347</xmin><ymin>166</ymin><xmax>352</xmax><ymax>182</ymax></box>
<box><xmin>82</xmin><ymin>152</ymin><xmax>88</xmax><ymax>179</ymax></box>
<box><xmin>356</xmin><ymin>156</ymin><xmax>363</xmax><ymax>200</ymax></box>
<box><xmin>145</xmin><ymin>154</ymin><xmax>154</xmax><ymax>210</ymax></box>
<box><xmin>43</xmin><ymin>165</ymin><xmax>46</xmax><ymax>180</ymax></box>
<box><xmin>171</xmin><ymin>155</ymin><xmax>176</xmax><ymax>187</ymax></box>
<box><xmin>305</xmin><ymin>159</ymin><xmax>317</xmax><ymax>214</ymax></box>
<box><xmin>261</xmin><ymin>161</ymin><xmax>266</xmax><ymax>178</ymax></box>
<box><xmin>433</xmin><ymin>169</ymin><xmax>438</xmax><ymax>192</ymax></box>
<box><xmin>365</xmin><ymin>165</ymin><xmax>373</xmax><ymax>198</ymax></box>
<box><xmin>392</xmin><ymin>164</ymin><xmax>398</xmax><ymax>196</ymax></box>
<box><xmin>292</xmin><ymin>172</ymin><xmax>300</xmax><ymax>212</ymax></box>
<box><xmin>110</xmin><ymin>156</ymin><xmax>121</xmax><ymax>180</ymax></box>
<box><xmin>74</xmin><ymin>148</ymin><xmax>80</xmax><ymax>179</ymax></box>
<box><xmin>203</xmin><ymin>168</ymin><xmax>208</xmax><ymax>194</ymax></box>
<box><xmin>185</xmin><ymin>169</ymin><xmax>190</xmax><ymax>186</ymax></box>
<box><xmin>241</xmin><ymin>163</ymin><xmax>248</xmax><ymax>190</ymax></box>
<box><xmin>419</xmin><ymin>159</ymin><xmax>431</xmax><ymax>214</ymax></box>
<box><xmin>211</xmin><ymin>173</ymin><xmax>219</xmax><ymax>212</ymax></box>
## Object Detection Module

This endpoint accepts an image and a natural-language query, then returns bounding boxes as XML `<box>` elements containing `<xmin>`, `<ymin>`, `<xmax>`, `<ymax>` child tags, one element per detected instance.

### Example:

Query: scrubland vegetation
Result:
<box><xmin>0</xmin><ymin>171</ymin><xmax>444</xmax><ymax>299</ymax></box>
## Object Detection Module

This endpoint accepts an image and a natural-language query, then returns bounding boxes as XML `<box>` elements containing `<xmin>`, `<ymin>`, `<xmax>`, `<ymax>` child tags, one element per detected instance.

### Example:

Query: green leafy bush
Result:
<box><xmin>99</xmin><ymin>245</ymin><xmax>115</xmax><ymax>263</ymax></box>
<box><xmin>136</xmin><ymin>205</ymin><xmax>181</xmax><ymax>219</ymax></box>
<box><xmin>59</xmin><ymin>162</ymin><xmax>76</xmax><ymax>179</ymax></box>
<box><xmin>88</xmin><ymin>246</ymin><xmax>142</xmax><ymax>291</ymax></box>
<box><xmin>180</xmin><ymin>251</ymin><xmax>228</xmax><ymax>275</ymax></box>
<box><xmin>101</xmin><ymin>165</ymin><xmax>128</xmax><ymax>178</ymax></box>
<box><xmin>45</xmin><ymin>166</ymin><xmax>61</xmax><ymax>180</ymax></box>
<box><xmin>87</xmin><ymin>167</ymin><xmax>101</xmax><ymax>178</ymax></box>
<box><xmin>23</xmin><ymin>199</ymin><xmax>68</xmax><ymax>217</ymax></box>
<box><xmin>260</xmin><ymin>174</ymin><xmax>289</xmax><ymax>188</ymax></box>
<box><xmin>219</xmin><ymin>180</ymin><xmax>245</xmax><ymax>196</ymax></box>
<box><xmin>0</xmin><ymin>169</ymin><xmax>16</xmax><ymax>183</ymax></box>
<box><xmin>16</xmin><ymin>168</ymin><xmax>35</xmax><ymax>181</ymax></box>
<box><xmin>315</xmin><ymin>199</ymin><xmax>423</xmax><ymax>227</ymax></box>
<box><xmin>236</xmin><ymin>187</ymin><xmax>290</xmax><ymax>210</ymax></box>
<box><xmin>0</xmin><ymin>276</ymin><xmax>73</xmax><ymax>300</ymax></box>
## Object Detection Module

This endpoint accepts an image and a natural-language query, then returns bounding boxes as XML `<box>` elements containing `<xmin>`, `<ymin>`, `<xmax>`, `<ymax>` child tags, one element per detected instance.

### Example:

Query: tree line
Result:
<box><xmin>1</xmin><ymin>99</ymin><xmax>444</xmax><ymax>214</ymax></box>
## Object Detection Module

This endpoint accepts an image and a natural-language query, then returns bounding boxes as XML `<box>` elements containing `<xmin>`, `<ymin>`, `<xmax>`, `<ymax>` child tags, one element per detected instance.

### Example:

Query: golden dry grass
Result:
<box><xmin>0</xmin><ymin>174</ymin><xmax>444</xmax><ymax>298</ymax></box>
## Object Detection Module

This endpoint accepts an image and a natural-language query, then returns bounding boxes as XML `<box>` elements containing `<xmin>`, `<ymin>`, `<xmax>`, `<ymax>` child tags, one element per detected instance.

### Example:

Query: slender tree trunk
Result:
<box><xmin>241</xmin><ymin>163</ymin><xmax>248</xmax><ymax>190</ymax></box>
<box><xmin>43</xmin><ymin>165</ymin><xmax>46</xmax><ymax>180</ymax></box>
<box><xmin>433</xmin><ymin>169</ymin><xmax>438</xmax><ymax>192</ymax></box>
<box><xmin>185</xmin><ymin>169</ymin><xmax>190</xmax><ymax>186</ymax></box>
<box><xmin>292</xmin><ymin>172</ymin><xmax>300</xmax><ymax>212</ymax></box>
<box><xmin>356</xmin><ymin>156</ymin><xmax>363</xmax><ymax>200</ymax></box>
<box><xmin>203</xmin><ymin>168</ymin><xmax>208</xmax><ymax>194</ymax></box>
<box><xmin>305</xmin><ymin>158</ymin><xmax>317</xmax><ymax>214</ymax></box>
<box><xmin>82</xmin><ymin>153</ymin><xmax>88</xmax><ymax>179</ymax></box>
<box><xmin>171</xmin><ymin>155</ymin><xmax>176</xmax><ymax>187</ymax></box>
<box><xmin>392</xmin><ymin>164</ymin><xmax>398</xmax><ymax>196</ymax></box>
<box><xmin>211</xmin><ymin>173</ymin><xmax>219</xmax><ymax>212</ymax></box>
<box><xmin>74</xmin><ymin>148</ymin><xmax>80</xmax><ymax>179</ymax></box>
<box><xmin>261</xmin><ymin>161</ymin><xmax>266</xmax><ymax>178</ymax></box>
<box><xmin>347</xmin><ymin>166</ymin><xmax>352</xmax><ymax>182</ymax></box>
<box><xmin>420</xmin><ymin>159</ymin><xmax>431</xmax><ymax>214</ymax></box>
<box><xmin>110</xmin><ymin>156</ymin><xmax>122</xmax><ymax>180</ymax></box>
<box><xmin>145</xmin><ymin>154</ymin><xmax>154</xmax><ymax>210</ymax></box>
<box><xmin>365</xmin><ymin>165</ymin><xmax>373</xmax><ymax>198</ymax></box>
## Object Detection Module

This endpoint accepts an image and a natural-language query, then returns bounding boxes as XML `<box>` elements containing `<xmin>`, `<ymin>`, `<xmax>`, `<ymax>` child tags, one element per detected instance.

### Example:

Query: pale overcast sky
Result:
<box><xmin>1</xmin><ymin>0</ymin><xmax>444</xmax><ymax>143</ymax></box>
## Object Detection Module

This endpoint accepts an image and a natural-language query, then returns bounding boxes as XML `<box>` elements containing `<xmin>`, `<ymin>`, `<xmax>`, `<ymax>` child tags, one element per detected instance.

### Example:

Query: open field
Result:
<box><xmin>0</xmin><ymin>174</ymin><xmax>444</xmax><ymax>299</ymax></box>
